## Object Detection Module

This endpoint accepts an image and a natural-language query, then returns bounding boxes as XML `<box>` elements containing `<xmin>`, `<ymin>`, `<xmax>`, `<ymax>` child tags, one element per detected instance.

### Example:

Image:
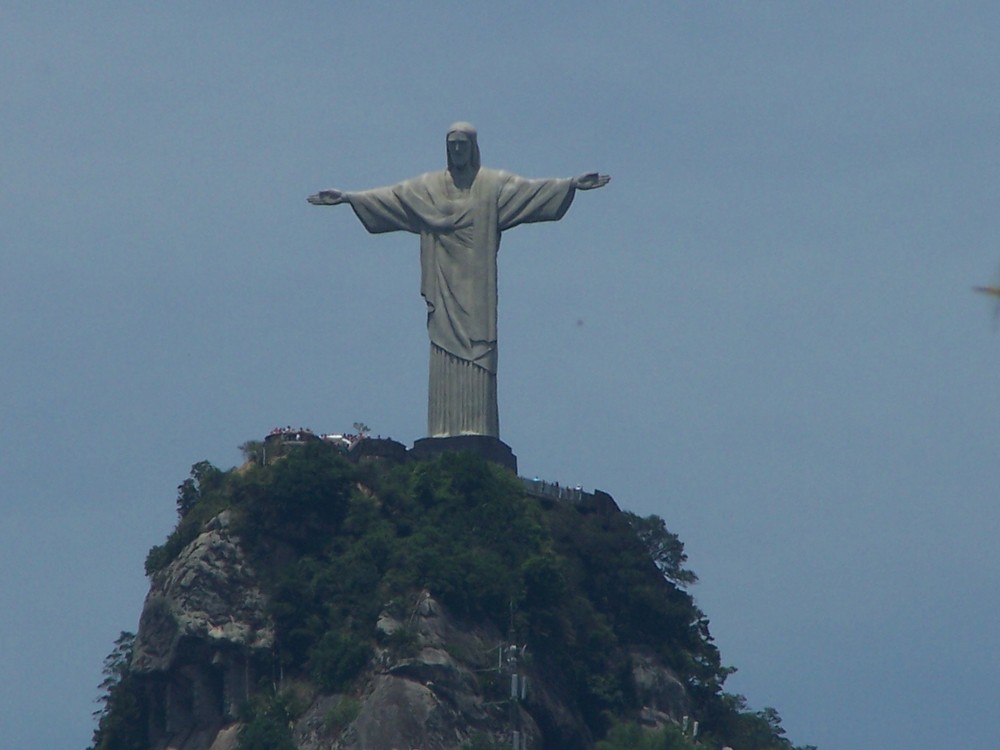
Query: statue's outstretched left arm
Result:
<box><xmin>308</xmin><ymin>188</ymin><xmax>347</xmax><ymax>205</ymax></box>
<box><xmin>572</xmin><ymin>173</ymin><xmax>611</xmax><ymax>190</ymax></box>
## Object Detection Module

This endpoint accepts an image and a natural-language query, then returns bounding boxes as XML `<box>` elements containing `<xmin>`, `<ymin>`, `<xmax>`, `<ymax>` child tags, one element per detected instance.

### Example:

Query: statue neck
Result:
<box><xmin>448</xmin><ymin>164</ymin><xmax>477</xmax><ymax>191</ymax></box>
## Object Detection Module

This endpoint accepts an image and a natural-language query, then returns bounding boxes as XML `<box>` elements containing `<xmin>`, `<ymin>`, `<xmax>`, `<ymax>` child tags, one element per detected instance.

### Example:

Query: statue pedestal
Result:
<box><xmin>410</xmin><ymin>435</ymin><xmax>518</xmax><ymax>473</ymax></box>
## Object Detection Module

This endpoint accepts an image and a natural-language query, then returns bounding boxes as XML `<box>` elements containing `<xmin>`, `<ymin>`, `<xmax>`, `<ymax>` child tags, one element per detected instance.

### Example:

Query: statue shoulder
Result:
<box><xmin>411</xmin><ymin>170</ymin><xmax>450</xmax><ymax>190</ymax></box>
<box><xmin>473</xmin><ymin>167</ymin><xmax>513</xmax><ymax>189</ymax></box>
<box><xmin>381</xmin><ymin>170</ymin><xmax>448</xmax><ymax>198</ymax></box>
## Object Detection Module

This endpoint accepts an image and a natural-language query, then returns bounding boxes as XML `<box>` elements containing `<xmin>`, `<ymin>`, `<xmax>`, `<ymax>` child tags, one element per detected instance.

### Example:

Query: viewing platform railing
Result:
<box><xmin>519</xmin><ymin>477</ymin><xmax>590</xmax><ymax>503</ymax></box>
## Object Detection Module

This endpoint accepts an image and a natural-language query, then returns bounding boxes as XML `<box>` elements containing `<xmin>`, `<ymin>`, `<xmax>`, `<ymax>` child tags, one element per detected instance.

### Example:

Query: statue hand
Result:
<box><xmin>573</xmin><ymin>173</ymin><xmax>610</xmax><ymax>191</ymax></box>
<box><xmin>308</xmin><ymin>189</ymin><xmax>346</xmax><ymax>205</ymax></box>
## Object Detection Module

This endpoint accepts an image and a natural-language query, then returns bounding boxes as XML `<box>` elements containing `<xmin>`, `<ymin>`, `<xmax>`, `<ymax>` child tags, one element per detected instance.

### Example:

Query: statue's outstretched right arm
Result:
<box><xmin>310</xmin><ymin>178</ymin><xmax>424</xmax><ymax>234</ymax></box>
<box><xmin>572</xmin><ymin>173</ymin><xmax>611</xmax><ymax>191</ymax></box>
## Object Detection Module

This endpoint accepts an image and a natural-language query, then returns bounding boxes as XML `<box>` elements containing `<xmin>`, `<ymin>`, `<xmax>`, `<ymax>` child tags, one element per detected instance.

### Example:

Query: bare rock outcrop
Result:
<box><xmin>132</xmin><ymin>510</ymin><xmax>274</xmax><ymax>750</ymax></box>
<box><xmin>630</xmin><ymin>647</ymin><xmax>691</xmax><ymax>728</ymax></box>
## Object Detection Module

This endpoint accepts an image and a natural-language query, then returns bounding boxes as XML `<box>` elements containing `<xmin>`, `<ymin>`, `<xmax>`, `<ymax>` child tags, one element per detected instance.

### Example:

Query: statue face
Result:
<box><xmin>447</xmin><ymin>132</ymin><xmax>472</xmax><ymax>169</ymax></box>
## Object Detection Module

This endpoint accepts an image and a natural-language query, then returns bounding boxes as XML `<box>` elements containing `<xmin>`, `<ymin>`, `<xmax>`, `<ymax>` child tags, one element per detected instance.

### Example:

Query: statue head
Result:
<box><xmin>446</xmin><ymin>121</ymin><xmax>480</xmax><ymax>173</ymax></box>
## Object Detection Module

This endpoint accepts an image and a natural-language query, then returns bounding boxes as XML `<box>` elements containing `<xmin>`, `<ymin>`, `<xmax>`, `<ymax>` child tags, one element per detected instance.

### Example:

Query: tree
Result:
<box><xmin>239</xmin><ymin>440</ymin><xmax>265</xmax><ymax>465</ymax></box>
<box><xmin>626</xmin><ymin>513</ymin><xmax>698</xmax><ymax>587</ymax></box>
<box><xmin>237</xmin><ymin>692</ymin><xmax>298</xmax><ymax>750</ymax></box>
<box><xmin>596</xmin><ymin>721</ymin><xmax>697</xmax><ymax>750</ymax></box>
<box><xmin>89</xmin><ymin>631</ymin><xmax>146</xmax><ymax>750</ymax></box>
<box><xmin>176</xmin><ymin>460</ymin><xmax>222</xmax><ymax>519</ymax></box>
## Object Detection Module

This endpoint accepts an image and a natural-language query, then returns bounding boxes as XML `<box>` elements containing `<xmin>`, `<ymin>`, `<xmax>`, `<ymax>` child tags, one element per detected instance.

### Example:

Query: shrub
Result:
<box><xmin>88</xmin><ymin>632</ymin><xmax>147</xmax><ymax>750</ymax></box>
<box><xmin>597</xmin><ymin>721</ymin><xmax>697</xmax><ymax>750</ymax></box>
<box><xmin>309</xmin><ymin>631</ymin><xmax>372</xmax><ymax>693</ymax></box>
<box><xmin>323</xmin><ymin>696</ymin><xmax>360</xmax><ymax>734</ymax></box>
<box><xmin>236</xmin><ymin>690</ymin><xmax>303</xmax><ymax>750</ymax></box>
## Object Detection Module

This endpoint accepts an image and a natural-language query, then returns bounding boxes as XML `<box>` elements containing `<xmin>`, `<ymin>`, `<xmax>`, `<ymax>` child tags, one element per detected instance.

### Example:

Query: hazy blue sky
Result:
<box><xmin>3</xmin><ymin>4</ymin><xmax>999</xmax><ymax>749</ymax></box>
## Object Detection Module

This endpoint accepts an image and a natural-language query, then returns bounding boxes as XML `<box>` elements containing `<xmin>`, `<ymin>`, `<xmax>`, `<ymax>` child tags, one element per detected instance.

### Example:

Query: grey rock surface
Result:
<box><xmin>133</xmin><ymin>510</ymin><xmax>274</xmax><ymax>674</ymax></box>
<box><xmin>132</xmin><ymin>511</ymin><xmax>275</xmax><ymax>750</ymax></box>
<box><xmin>630</xmin><ymin>647</ymin><xmax>691</xmax><ymax>728</ymax></box>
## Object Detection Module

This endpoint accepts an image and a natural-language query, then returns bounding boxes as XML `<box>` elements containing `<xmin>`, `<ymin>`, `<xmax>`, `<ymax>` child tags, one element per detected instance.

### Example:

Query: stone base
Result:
<box><xmin>410</xmin><ymin>435</ymin><xmax>518</xmax><ymax>473</ymax></box>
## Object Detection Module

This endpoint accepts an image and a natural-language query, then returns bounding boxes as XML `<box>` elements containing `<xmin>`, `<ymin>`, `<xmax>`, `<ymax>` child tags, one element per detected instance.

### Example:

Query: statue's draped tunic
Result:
<box><xmin>345</xmin><ymin>168</ymin><xmax>575</xmax><ymax>438</ymax></box>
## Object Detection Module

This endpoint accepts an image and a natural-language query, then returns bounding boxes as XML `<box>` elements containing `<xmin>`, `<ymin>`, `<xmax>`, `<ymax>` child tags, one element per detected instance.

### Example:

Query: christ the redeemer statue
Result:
<box><xmin>309</xmin><ymin>122</ymin><xmax>609</xmax><ymax>441</ymax></box>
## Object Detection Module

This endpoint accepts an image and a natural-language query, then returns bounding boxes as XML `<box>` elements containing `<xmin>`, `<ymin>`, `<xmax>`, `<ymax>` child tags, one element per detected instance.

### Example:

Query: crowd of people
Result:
<box><xmin>266</xmin><ymin>425</ymin><xmax>317</xmax><ymax>441</ymax></box>
<box><xmin>521</xmin><ymin>477</ymin><xmax>588</xmax><ymax>503</ymax></box>
<box><xmin>265</xmin><ymin>425</ymin><xmax>368</xmax><ymax>449</ymax></box>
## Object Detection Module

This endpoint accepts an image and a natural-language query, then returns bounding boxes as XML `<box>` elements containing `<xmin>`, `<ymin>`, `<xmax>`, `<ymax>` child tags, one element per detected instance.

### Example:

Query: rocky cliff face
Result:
<box><xmin>132</xmin><ymin>510</ymin><xmax>274</xmax><ymax>750</ymax></box>
<box><xmin>129</xmin><ymin>510</ymin><xmax>690</xmax><ymax>750</ymax></box>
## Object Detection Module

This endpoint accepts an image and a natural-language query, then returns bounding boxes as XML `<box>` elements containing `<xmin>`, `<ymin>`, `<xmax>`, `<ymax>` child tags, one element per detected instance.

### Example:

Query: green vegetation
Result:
<box><xmin>697</xmin><ymin>695</ymin><xmax>818</xmax><ymax>750</ymax></box>
<box><xmin>462</xmin><ymin>733</ymin><xmax>510</xmax><ymax>750</ymax></box>
<box><xmin>597</xmin><ymin>714</ymin><xmax>817</xmax><ymax>750</ymax></box>
<box><xmin>597</xmin><ymin>721</ymin><xmax>698</xmax><ymax>750</ymax></box>
<box><xmin>235</xmin><ymin>691</ymin><xmax>299</xmax><ymax>750</ymax></box>
<box><xmin>87</xmin><ymin>632</ymin><xmax>146</xmax><ymax>750</ymax></box>
<box><xmin>323</xmin><ymin>696</ymin><xmax>360</xmax><ymax>734</ymax></box>
<box><xmin>93</xmin><ymin>438</ymin><xmax>813</xmax><ymax>750</ymax></box>
<box><xmin>144</xmin><ymin>460</ymin><xmax>228</xmax><ymax>575</ymax></box>
<box><xmin>239</xmin><ymin>440</ymin><xmax>265</xmax><ymax>465</ymax></box>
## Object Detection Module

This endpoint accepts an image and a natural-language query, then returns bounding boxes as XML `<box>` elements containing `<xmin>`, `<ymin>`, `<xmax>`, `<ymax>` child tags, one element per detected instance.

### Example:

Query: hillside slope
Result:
<box><xmin>89</xmin><ymin>441</ymin><xmax>813</xmax><ymax>750</ymax></box>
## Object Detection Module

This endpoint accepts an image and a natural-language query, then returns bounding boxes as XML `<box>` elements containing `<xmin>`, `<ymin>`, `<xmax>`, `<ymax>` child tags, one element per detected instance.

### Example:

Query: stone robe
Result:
<box><xmin>345</xmin><ymin>168</ymin><xmax>576</xmax><ymax>438</ymax></box>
